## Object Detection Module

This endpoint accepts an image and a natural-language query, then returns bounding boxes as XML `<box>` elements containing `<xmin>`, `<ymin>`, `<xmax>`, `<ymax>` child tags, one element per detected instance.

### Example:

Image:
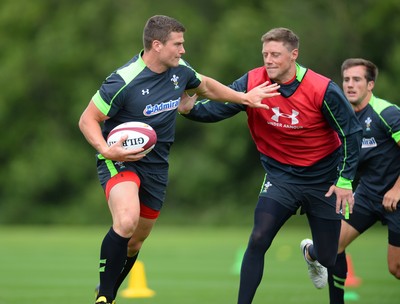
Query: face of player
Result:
<box><xmin>342</xmin><ymin>65</ymin><xmax>374</xmax><ymax>111</ymax></box>
<box><xmin>158</xmin><ymin>31</ymin><xmax>186</xmax><ymax>68</ymax></box>
<box><xmin>262</xmin><ymin>40</ymin><xmax>298</xmax><ymax>84</ymax></box>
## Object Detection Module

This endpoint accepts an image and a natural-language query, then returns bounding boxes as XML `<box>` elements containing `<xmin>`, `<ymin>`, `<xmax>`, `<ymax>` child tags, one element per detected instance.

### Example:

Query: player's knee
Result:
<box><xmin>115</xmin><ymin>217</ymin><xmax>139</xmax><ymax>237</ymax></box>
<box><xmin>248</xmin><ymin>230</ymin><xmax>272</xmax><ymax>251</ymax></box>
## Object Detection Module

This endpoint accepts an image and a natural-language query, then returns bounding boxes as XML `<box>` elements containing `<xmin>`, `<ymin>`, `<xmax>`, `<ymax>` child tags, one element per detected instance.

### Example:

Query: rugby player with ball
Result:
<box><xmin>79</xmin><ymin>15</ymin><xmax>279</xmax><ymax>304</ymax></box>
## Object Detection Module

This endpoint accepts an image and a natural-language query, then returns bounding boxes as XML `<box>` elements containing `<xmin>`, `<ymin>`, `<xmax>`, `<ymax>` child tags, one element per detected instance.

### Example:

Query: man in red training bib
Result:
<box><xmin>180</xmin><ymin>27</ymin><xmax>362</xmax><ymax>303</ymax></box>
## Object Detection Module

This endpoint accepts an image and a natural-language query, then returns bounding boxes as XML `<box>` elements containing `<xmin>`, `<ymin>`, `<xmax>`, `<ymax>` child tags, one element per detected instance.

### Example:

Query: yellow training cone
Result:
<box><xmin>121</xmin><ymin>260</ymin><xmax>155</xmax><ymax>298</ymax></box>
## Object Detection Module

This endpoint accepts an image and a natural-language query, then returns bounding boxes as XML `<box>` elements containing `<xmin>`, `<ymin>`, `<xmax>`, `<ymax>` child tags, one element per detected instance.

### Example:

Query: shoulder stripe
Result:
<box><xmin>117</xmin><ymin>56</ymin><xmax>146</xmax><ymax>83</ymax></box>
<box><xmin>94</xmin><ymin>56</ymin><xmax>146</xmax><ymax>116</ymax></box>
<box><xmin>370</xmin><ymin>95</ymin><xmax>400</xmax><ymax>142</ymax></box>
<box><xmin>179</xmin><ymin>59</ymin><xmax>202</xmax><ymax>81</ymax></box>
<box><xmin>369</xmin><ymin>95</ymin><xmax>394</xmax><ymax>113</ymax></box>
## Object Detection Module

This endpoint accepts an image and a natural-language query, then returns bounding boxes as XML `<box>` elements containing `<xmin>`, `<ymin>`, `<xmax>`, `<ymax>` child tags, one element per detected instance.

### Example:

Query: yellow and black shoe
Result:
<box><xmin>95</xmin><ymin>295</ymin><xmax>115</xmax><ymax>304</ymax></box>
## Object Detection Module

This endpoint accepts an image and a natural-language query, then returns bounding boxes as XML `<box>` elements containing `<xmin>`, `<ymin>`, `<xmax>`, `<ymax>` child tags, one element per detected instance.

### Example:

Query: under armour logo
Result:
<box><xmin>271</xmin><ymin>107</ymin><xmax>299</xmax><ymax>124</ymax></box>
<box><xmin>142</xmin><ymin>89</ymin><xmax>150</xmax><ymax>95</ymax></box>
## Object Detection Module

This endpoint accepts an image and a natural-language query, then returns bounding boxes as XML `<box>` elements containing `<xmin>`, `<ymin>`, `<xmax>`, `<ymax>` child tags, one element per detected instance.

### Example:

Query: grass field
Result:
<box><xmin>0</xmin><ymin>223</ymin><xmax>398</xmax><ymax>304</ymax></box>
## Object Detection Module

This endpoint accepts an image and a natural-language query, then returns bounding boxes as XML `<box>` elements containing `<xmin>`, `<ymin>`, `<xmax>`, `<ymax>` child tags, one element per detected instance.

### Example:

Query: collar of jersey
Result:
<box><xmin>295</xmin><ymin>63</ymin><xmax>307</xmax><ymax>82</ymax></box>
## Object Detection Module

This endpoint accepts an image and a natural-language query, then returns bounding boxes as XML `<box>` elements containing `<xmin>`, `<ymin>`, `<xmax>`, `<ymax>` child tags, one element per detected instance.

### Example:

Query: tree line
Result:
<box><xmin>1</xmin><ymin>0</ymin><xmax>399</xmax><ymax>225</ymax></box>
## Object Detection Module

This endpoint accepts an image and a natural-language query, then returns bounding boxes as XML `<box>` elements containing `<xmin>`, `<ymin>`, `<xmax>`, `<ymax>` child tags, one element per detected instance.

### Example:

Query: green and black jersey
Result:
<box><xmin>355</xmin><ymin>95</ymin><xmax>400</xmax><ymax>200</ymax></box>
<box><xmin>92</xmin><ymin>51</ymin><xmax>201</xmax><ymax>171</ymax></box>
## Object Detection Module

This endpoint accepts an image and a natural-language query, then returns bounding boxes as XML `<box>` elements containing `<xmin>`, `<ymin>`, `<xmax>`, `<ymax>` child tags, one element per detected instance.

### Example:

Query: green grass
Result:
<box><xmin>0</xmin><ymin>223</ymin><xmax>398</xmax><ymax>304</ymax></box>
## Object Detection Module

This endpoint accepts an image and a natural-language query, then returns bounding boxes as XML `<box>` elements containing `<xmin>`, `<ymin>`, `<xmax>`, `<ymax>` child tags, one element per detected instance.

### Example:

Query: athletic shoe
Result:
<box><xmin>95</xmin><ymin>295</ymin><xmax>115</xmax><ymax>304</ymax></box>
<box><xmin>300</xmin><ymin>239</ymin><xmax>327</xmax><ymax>289</ymax></box>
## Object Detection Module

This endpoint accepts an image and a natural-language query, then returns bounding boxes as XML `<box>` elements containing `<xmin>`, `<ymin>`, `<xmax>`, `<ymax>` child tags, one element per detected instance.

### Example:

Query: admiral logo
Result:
<box><xmin>361</xmin><ymin>137</ymin><xmax>377</xmax><ymax>148</ymax></box>
<box><xmin>143</xmin><ymin>98</ymin><xmax>180</xmax><ymax>116</ymax></box>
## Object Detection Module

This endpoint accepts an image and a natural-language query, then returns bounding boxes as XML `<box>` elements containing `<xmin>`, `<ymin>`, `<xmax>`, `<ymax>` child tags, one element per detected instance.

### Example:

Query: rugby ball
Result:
<box><xmin>107</xmin><ymin>122</ymin><xmax>157</xmax><ymax>155</ymax></box>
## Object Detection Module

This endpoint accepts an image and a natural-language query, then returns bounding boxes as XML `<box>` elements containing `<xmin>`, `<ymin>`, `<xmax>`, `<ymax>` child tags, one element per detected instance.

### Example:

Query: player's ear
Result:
<box><xmin>291</xmin><ymin>48</ymin><xmax>299</xmax><ymax>61</ymax></box>
<box><xmin>152</xmin><ymin>40</ymin><xmax>163</xmax><ymax>52</ymax></box>
<box><xmin>367</xmin><ymin>80</ymin><xmax>375</xmax><ymax>91</ymax></box>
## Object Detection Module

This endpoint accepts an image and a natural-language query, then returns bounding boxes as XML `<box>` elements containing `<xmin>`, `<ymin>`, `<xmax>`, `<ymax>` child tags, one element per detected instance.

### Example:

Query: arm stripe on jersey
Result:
<box><xmin>323</xmin><ymin>99</ymin><xmax>349</xmax><ymax>180</ymax></box>
<box><xmin>92</xmin><ymin>91</ymin><xmax>110</xmax><ymax>116</ymax></box>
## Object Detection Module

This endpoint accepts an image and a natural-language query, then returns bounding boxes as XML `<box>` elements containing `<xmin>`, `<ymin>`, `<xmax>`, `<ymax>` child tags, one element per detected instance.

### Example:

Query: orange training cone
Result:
<box><xmin>345</xmin><ymin>254</ymin><xmax>362</xmax><ymax>287</ymax></box>
<box><xmin>121</xmin><ymin>260</ymin><xmax>155</xmax><ymax>298</ymax></box>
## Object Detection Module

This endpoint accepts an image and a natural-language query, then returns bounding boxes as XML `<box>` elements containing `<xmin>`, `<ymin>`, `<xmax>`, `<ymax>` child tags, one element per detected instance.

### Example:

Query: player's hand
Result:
<box><xmin>382</xmin><ymin>186</ymin><xmax>400</xmax><ymax>212</ymax></box>
<box><xmin>243</xmin><ymin>81</ymin><xmax>280</xmax><ymax>109</ymax></box>
<box><xmin>325</xmin><ymin>185</ymin><xmax>354</xmax><ymax>217</ymax></box>
<box><xmin>178</xmin><ymin>92</ymin><xmax>197</xmax><ymax>114</ymax></box>
<box><xmin>102</xmin><ymin>135</ymin><xmax>146</xmax><ymax>162</ymax></box>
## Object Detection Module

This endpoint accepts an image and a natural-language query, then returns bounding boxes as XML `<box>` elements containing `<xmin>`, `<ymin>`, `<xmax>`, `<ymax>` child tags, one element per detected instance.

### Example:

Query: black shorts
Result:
<box><xmin>97</xmin><ymin>158</ymin><xmax>168</xmax><ymax>211</ymax></box>
<box><xmin>347</xmin><ymin>191</ymin><xmax>400</xmax><ymax>235</ymax></box>
<box><xmin>259</xmin><ymin>174</ymin><xmax>343</xmax><ymax>220</ymax></box>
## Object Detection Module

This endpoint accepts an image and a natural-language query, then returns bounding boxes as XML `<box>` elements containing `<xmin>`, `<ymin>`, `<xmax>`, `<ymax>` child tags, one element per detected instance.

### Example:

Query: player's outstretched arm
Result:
<box><xmin>195</xmin><ymin>75</ymin><xmax>280</xmax><ymax>109</ymax></box>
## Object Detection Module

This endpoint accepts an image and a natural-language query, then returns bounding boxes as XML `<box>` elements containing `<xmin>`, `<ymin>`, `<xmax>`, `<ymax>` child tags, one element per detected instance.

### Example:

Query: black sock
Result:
<box><xmin>113</xmin><ymin>253</ymin><xmax>139</xmax><ymax>298</ymax></box>
<box><xmin>328</xmin><ymin>251</ymin><xmax>347</xmax><ymax>304</ymax></box>
<box><xmin>307</xmin><ymin>244</ymin><xmax>317</xmax><ymax>261</ymax></box>
<box><xmin>98</xmin><ymin>227</ymin><xmax>130</xmax><ymax>300</ymax></box>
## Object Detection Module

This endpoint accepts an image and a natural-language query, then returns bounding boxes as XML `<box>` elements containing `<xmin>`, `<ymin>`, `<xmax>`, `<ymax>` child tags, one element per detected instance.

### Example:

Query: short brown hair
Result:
<box><xmin>261</xmin><ymin>27</ymin><xmax>299</xmax><ymax>51</ymax></box>
<box><xmin>143</xmin><ymin>15</ymin><xmax>186</xmax><ymax>50</ymax></box>
<box><xmin>341</xmin><ymin>58</ymin><xmax>378</xmax><ymax>82</ymax></box>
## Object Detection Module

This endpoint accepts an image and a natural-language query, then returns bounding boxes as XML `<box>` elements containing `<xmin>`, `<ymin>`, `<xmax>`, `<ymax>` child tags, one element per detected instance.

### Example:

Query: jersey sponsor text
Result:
<box><xmin>143</xmin><ymin>98</ymin><xmax>180</xmax><ymax>116</ymax></box>
<box><xmin>361</xmin><ymin>137</ymin><xmax>377</xmax><ymax>148</ymax></box>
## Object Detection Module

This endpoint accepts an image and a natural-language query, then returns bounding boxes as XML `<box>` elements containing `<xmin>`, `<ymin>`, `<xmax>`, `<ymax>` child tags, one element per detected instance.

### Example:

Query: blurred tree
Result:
<box><xmin>0</xmin><ymin>0</ymin><xmax>398</xmax><ymax>224</ymax></box>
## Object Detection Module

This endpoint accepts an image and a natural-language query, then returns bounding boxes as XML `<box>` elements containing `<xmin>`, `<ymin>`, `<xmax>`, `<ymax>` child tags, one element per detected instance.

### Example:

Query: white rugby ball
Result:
<box><xmin>107</xmin><ymin>122</ymin><xmax>157</xmax><ymax>155</ymax></box>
